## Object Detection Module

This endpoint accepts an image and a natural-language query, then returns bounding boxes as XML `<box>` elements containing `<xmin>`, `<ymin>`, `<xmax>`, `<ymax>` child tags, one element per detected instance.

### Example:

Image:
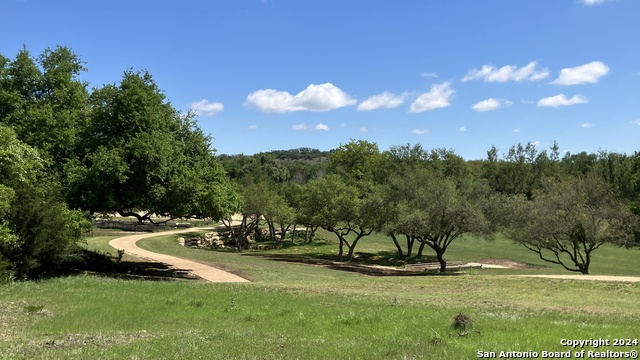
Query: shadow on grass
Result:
<box><xmin>55</xmin><ymin>249</ymin><xmax>200</xmax><ymax>282</ymax></box>
<box><xmin>240</xmin><ymin>251</ymin><xmax>462</xmax><ymax>277</ymax></box>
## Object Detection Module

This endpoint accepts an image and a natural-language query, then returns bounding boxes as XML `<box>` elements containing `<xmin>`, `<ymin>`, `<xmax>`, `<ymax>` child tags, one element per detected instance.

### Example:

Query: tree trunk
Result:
<box><xmin>308</xmin><ymin>226</ymin><xmax>318</xmax><ymax>243</ymax></box>
<box><xmin>579</xmin><ymin>264</ymin><xmax>589</xmax><ymax>274</ymax></box>
<box><xmin>267</xmin><ymin>220</ymin><xmax>276</xmax><ymax>241</ymax></box>
<box><xmin>282</xmin><ymin>223</ymin><xmax>291</xmax><ymax>241</ymax></box>
<box><xmin>290</xmin><ymin>223</ymin><xmax>297</xmax><ymax>243</ymax></box>
<box><xmin>346</xmin><ymin>244</ymin><xmax>355</xmax><ymax>262</ymax></box>
<box><xmin>405</xmin><ymin>235</ymin><xmax>414</xmax><ymax>257</ymax></box>
<box><xmin>346</xmin><ymin>234</ymin><xmax>366</xmax><ymax>262</ymax></box>
<box><xmin>390</xmin><ymin>233</ymin><xmax>404</xmax><ymax>258</ymax></box>
<box><xmin>416</xmin><ymin>241</ymin><xmax>426</xmax><ymax>258</ymax></box>
<box><xmin>436</xmin><ymin>250</ymin><xmax>446</xmax><ymax>273</ymax></box>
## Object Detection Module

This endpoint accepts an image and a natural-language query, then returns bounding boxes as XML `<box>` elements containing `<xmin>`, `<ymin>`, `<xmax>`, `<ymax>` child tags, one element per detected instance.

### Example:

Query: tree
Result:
<box><xmin>388</xmin><ymin>169</ymin><xmax>494</xmax><ymax>272</ymax></box>
<box><xmin>328</xmin><ymin>139</ymin><xmax>380</xmax><ymax>190</ymax></box>
<box><xmin>484</xmin><ymin>142</ymin><xmax>559</xmax><ymax>199</ymax></box>
<box><xmin>505</xmin><ymin>175</ymin><xmax>637</xmax><ymax>274</ymax></box>
<box><xmin>0</xmin><ymin>125</ymin><xmax>90</xmax><ymax>278</ymax></box>
<box><xmin>300</xmin><ymin>175</ymin><xmax>372</xmax><ymax>261</ymax></box>
<box><xmin>222</xmin><ymin>181</ymin><xmax>264</xmax><ymax>250</ymax></box>
<box><xmin>0</xmin><ymin>46</ymin><xmax>90</xmax><ymax>177</ymax></box>
<box><xmin>67</xmin><ymin>70</ymin><xmax>238</xmax><ymax>222</ymax></box>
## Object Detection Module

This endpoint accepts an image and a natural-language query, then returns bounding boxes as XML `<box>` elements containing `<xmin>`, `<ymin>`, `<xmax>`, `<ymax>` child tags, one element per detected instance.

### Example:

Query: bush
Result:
<box><xmin>2</xmin><ymin>187</ymin><xmax>91</xmax><ymax>279</ymax></box>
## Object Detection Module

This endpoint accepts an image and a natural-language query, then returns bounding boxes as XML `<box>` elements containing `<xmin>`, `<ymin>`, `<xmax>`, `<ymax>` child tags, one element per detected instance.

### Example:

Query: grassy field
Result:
<box><xmin>0</xmin><ymin>228</ymin><xmax>639</xmax><ymax>359</ymax></box>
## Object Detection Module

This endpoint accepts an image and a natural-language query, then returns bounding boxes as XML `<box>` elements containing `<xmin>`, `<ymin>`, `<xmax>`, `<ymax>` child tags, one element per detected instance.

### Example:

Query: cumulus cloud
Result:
<box><xmin>581</xmin><ymin>123</ymin><xmax>594</xmax><ymax>128</ymax></box>
<box><xmin>247</xmin><ymin>124</ymin><xmax>258</xmax><ymax>130</ymax></box>
<box><xmin>189</xmin><ymin>99</ymin><xmax>224</xmax><ymax>116</ymax></box>
<box><xmin>246</xmin><ymin>83</ymin><xmax>356</xmax><ymax>113</ymax></box>
<box><xmin>360</xmin><ymin>127</ymin><xmax>368</xmax><ymax>133</ymax></box>
<box><xmin>357</xmin><ymin>91</ymin><xmax>407</xmax><ymax>111</ymax></box>
<box><xmin>411</xmin><ymin>129</ymin><xmax>430</xmax><ymax>135</ymax></box>
<box><xmin>315</xmin><ymin>123</ymin><xmax>329</xmax><ymax>131</ymax></box>
<box><xmin>537</xmin><ymin>94</ymin><xmax>588</xmax><ymax>107</ymax></box>
<box><xmin>551</xmin><ymin>61</ymin><xmax>609</xmax><ymax>85</ymax></box>
<box><xmin>462</xmin><ymin>61</ymin><xmax>549</xmax><ymax>82</ymax></box>
<box><xmin>459</xmin><ymin>126</ymin><xmax>467</xmax><ymax>132</ymax></box>
<box><xmin>409</xmin><ymin>82</ymin><xmax>455</xmax><ymax>113</ymax></box>
<box><xmin>291</xmin><ymin>123</ymin><xmax>308</xmax><ymax>131</ymax></box>
<box><xmin>472</xmin><ymin>98</ymin><xmax>513</xmax><ymax>112</ymax></box>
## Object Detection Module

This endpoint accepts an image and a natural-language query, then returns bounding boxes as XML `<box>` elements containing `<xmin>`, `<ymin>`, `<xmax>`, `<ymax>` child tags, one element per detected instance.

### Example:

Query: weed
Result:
<box><xmin>430</xmin><ymin>330</ymin><xmax>443</xmax><ymax>345</ymax></box>
<box><xmin>189</xmin><ymin>300</ymin><xmax>204</xmax><ymax>308</ymax></box>
<box><xmin>225</xmin><ymin>295</ymin><xmax>238</xmax><ymax>312</ymax></box>
<box><xmin>23</xmin><ymin>304</ymin><xmax>45</xmax><ymax>315</ymax></box>
<box><xmin>453</xmin><ymin>312</ymin><xmax>473</xmax><ymax>336</ymax></box>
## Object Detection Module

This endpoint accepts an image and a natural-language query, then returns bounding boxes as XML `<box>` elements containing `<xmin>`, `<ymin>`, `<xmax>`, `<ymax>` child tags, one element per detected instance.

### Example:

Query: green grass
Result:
<box><xmin>1</xmin><ymin>228</ymin><xmax>638</xmax><ymax>359</ymax></box>
<box><xmin>215</xmin><ymin>228</ymin><xmax>640</xmax><ymax>276</ymax></box>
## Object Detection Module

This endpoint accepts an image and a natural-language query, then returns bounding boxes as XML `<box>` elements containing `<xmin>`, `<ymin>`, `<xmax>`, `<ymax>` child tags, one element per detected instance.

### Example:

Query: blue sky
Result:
<box><xmin>1</xmin><ymin>0</ymin><xmax>639</xmax><ymax>159</ymax></box>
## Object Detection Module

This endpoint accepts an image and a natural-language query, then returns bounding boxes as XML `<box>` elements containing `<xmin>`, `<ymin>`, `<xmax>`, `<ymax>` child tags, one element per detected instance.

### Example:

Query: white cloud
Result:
<box><xmin>246</xmin><ymin>83</ymin><xmax>356</xmax><ymax>113</ymax></box>
<box><xmin>189</xmin><ymin>99</ymin><xmax>224</xmax><ymax>116</ymax></box>
<box><xmin>360</xmin><ymin>127</ymin><xmax>368</xmax><ymax>133</ymax></box>
<box><xmin>551</xmin><ymin>61</ymin><xmax>609</xmax><ymax>85</ymax></box>
<box><xmin>532</xmin><ymin>141</ymin><xmax>541</xmax><ymax>147</ymax></box>
<box><xmin>472</xmin><ymin>98</ymin><xmax>513</xmax><ymax>112</ymax></box>
<box><xmin>292</xmin><ymin>123</ymin><xmax>330</xmax><ymax>131</ymax></box>
<box><xmin>581</xmin><ymin>0</ymin><xmax>608</xmax><ymax>5</ymax></box>
<box><xmin>580</xmin><ymin>123</ymin><xmax>594</xmax><ymax>128</ymax></box>
<box><xmin>462</xmin><ymin>61</ymin><xmax>549</xmax><ymax>82</ymax></box>
<box><xmin>459</xmin><ymin>126</ymin><xmax>467</xmax><ymax>132</ymax></box>
<box><xmin>357</xmin><ymin>91</ymin><xmax>407</xmax><ymax>111</ymax></box>
<box><xmin>631</xmin><ymin>120</ymin><xmax>640</xmax><ymax>126</ymax></box>
<box><xmin>340</xmin><ymin>123</ymin><xmax>347</xmax><ymax>127</ymax></box>
<box><xmin>420</xmin><ymin>72</ymin><xmax>439</xmax><ymax>78</ymax></box>
<box><xmin>513</xmin><ymin>129</ymin><xmax>521</xmax><ymax>133</ymax></box>
<box><xmin>537</xmin><ymin>94</ymin><xmax>588</xmax><ymax>107</ymax></box>
<box><xmin>247</xmin><ymin>124</ymin><xmax>258</xmax><ymax>130</ymax></box>
<box><xmin>411</xmin><ymin>129</ymin><xmax>430</xmax><ymax>135</ymax></box>
<box><xmin>409</xmin><ymin>82</ymin><xmax>455</xmax><ymax>113</ymax></box>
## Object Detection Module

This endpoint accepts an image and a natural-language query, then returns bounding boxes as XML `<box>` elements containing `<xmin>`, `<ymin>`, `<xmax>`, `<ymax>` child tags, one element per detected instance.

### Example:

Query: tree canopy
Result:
<box><xmin>503</xmin><ymin>175</ymin><xmax>637</xmax><ymax>274</ymax></box>
<box><xmin>65</xmin><ymin>70</ymin><xmax>239</xmax><ymax>222</ymax></box>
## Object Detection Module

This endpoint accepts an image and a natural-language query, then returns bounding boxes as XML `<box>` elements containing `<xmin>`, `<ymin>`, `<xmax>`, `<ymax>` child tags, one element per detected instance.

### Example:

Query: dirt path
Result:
<box><xmin>109</xmin><ymin>227</ymin><xmax>249</xmax><ymax>283</ymax></box>
<box><xmin>515</xmin><ymin>274</ymin><xmax>640</xmax><ymax>282</ymax></box>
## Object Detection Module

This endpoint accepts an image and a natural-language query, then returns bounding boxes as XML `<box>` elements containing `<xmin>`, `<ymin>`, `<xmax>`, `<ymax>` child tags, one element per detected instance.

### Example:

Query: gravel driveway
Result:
<box><xmin>109</xmin><ymin>227</ymin><xmax>249</xmax><ymax>283</ymax></box>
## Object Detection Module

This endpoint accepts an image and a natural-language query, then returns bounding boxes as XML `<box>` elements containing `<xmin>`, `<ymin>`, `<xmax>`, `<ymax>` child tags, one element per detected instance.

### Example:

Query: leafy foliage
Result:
<box><xmin>504</xmin><ymin>175</ymin><xmax>637</xmax><ymax>274</ymax></box>
<box><xmin>0</xmin><ymin>125</ymin><xmax>90</xmax><ymax>278</ymax></box>
<box><xmin>66</xmin><ymin>70</ymin><xmax>239</xmax><ymax>222</ymax></box>
<box><xmin>300</xmin><ymin>175</ymin><xmax>372</xmax><ymax>261</ymax></box>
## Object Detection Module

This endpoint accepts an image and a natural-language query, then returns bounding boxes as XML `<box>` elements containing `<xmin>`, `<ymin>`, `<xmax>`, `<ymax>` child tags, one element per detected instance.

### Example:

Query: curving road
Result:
<box><xmin>109</xmin><ymin>227</ymin><xmax>249</xmax><ymax>283</ymax></box>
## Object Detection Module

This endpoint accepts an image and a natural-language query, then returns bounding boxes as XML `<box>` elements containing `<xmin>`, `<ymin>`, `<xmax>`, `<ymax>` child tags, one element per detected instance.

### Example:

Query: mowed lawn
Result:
<box><xmin>1</xmin><ymin>228</ymin><xmax>639</xmax><ymax>359</ymax></box>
